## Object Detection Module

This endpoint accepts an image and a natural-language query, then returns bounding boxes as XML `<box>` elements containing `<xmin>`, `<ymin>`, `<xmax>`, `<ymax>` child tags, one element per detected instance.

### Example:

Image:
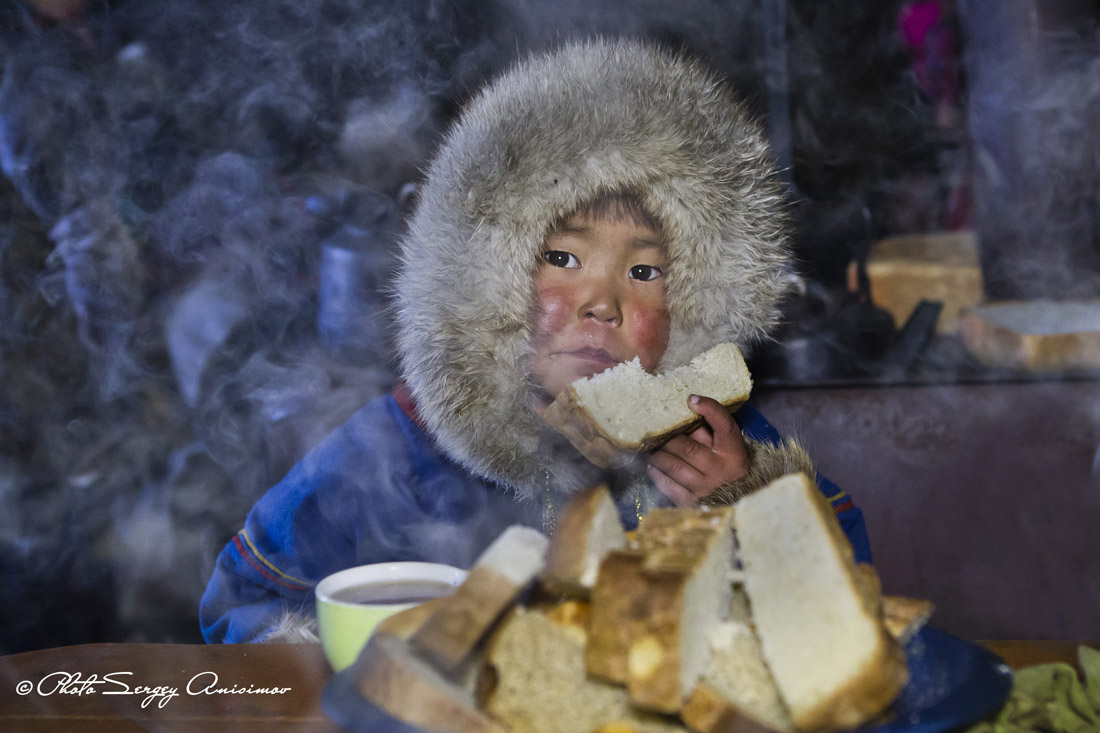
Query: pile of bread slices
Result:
<box><xmin>347</xmin><ymin>473</ymin><xmax>933</xmax><ymax>733</ymax></box>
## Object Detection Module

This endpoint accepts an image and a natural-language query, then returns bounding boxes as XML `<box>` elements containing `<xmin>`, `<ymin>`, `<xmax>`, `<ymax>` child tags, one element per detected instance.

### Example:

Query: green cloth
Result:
<box><xmin>966</xmin><ymin>646</ymin><xmax>1100</xmax><ymax>733</ymax></box>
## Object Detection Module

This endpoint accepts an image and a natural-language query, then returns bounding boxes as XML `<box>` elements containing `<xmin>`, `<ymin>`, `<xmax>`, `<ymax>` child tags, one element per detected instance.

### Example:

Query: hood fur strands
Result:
<box><xmin>394</xmin><ymin>38</ymin><xmax>793</xmax><ymax>501</ymax></box>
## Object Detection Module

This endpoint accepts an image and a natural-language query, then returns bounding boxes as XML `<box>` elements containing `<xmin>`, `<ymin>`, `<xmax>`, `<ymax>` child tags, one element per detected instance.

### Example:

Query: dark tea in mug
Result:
<box><xmin>329</xmin><ymin>579</ymin><xmax>456</xmax><ymax>606</ymax></box>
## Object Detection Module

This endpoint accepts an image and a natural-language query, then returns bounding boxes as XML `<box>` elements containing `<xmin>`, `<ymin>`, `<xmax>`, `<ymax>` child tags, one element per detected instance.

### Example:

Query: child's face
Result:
<box><xmin>530</xmin><ymin>213</ymin><xmax>671</xmax><ymax>401</ymax></box>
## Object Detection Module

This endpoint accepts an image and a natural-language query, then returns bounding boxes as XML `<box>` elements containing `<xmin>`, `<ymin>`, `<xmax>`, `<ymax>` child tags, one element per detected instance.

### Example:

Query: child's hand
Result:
<box><xmin>647</xmin><ymin>395</ymin><xmax>749</xmax><ymax>506</ymax></box>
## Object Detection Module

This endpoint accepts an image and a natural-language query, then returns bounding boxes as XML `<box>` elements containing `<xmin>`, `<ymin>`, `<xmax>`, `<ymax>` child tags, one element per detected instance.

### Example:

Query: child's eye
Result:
<box><xmin>543</xmin><ymin>250</ymin><xmax>580</xmax><ymax>268</ymax></box>
<box><xmin>629</xmin><ymin>264</ymin><xmax>663</xmax><ymax>281</ymax></box>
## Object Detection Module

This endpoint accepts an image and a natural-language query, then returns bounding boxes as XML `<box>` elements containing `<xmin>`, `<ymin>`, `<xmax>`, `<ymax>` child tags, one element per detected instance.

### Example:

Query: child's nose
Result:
<box><xmin>579</xmin><ymin>286</ymin><xmax>622</xmax><ymax>326</ymax></box>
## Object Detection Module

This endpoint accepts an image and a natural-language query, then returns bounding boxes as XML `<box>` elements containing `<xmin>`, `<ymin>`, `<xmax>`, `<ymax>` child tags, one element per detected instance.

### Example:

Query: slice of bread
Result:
<box><xmin>734</xmin><ymin>473</ymin><xmax>908</xmax><ymax>730</ymax></box>
<box><xmin>680</xmin><ymin>622</ymin><xmax>793</xmax><ymax>733</ymax></box>
<box><xmin>483</xmin><ymin>602</ymin><xmax>685</xmax><ymax>733</ymax></box>
<box><xmin>544</xmin><ymin>343</ymin><xmax>752</xmax><ymax>467</ymax></box>
<box><xmin>586</xmin><ymin>506</ymin><xmax>736</xmax><ymax>714</ymax></box>
<box><xmin>542</xmin><ymin>485</ymin><xmax>628</xmax><ymax>598</ymax></box>
<box><xmin>356</xmin><ymin>631</ymin><xmax>507</xmax><ymax>733</ymax></box>
<box><xmin>410</xmin><ymin>525</ymin><xmax>548</xmax><ymax>672</ymax></box>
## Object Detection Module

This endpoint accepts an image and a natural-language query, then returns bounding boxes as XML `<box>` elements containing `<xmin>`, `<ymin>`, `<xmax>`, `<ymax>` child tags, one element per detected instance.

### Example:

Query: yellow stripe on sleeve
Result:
<box><xmin>239</xmin><ymin>529</ymin><xmax>310</xmax><ymax>586</ymax></box>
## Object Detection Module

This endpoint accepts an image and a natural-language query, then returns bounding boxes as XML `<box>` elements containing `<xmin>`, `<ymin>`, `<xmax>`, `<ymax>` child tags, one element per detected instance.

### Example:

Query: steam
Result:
<box><xmin>0</xmin><ymin>0</ymin><xmax>481</xmax><ymax>649</ymax></box>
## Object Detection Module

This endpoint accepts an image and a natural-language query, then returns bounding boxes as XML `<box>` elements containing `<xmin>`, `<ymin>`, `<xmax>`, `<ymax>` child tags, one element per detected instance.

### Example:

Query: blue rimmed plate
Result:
<box><xmin>322</xmin><ymin>626</ymin><xmax>1013</xmax><ymax>732</ymax></box>
<box><xmin>865</xmin><ymin>627</ymin><xmax>1013</xmax><ymax>732</ymax></box>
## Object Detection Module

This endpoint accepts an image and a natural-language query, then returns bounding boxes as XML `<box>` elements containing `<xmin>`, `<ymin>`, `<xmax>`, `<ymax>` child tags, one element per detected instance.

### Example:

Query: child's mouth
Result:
<box><xmin>567</xmin><ymin>347</ymin><xmax>619</xmax><ymax>369</ymax></box>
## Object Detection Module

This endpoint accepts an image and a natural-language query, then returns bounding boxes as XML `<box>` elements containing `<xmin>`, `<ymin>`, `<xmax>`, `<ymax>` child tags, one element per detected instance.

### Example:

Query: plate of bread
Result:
<box><xmin>322</xmin><ymin>476</ymin><xmax>1012</xmax><ymax>733</ymax></box>
<box><xmin>323</xmin><ymin>344</ymin><xmax>1012</xmax><ymax>731</ymax></box>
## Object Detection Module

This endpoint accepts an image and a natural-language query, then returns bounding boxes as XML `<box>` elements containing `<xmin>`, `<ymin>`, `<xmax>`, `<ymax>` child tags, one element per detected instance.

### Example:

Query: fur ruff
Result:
<box><xmin>702</xmin><ymin>437</ymin><xmax>817</xmax><ymax>506</ymax></box>
<box><xmin>395</xmin><ymin>39</ymin><xmax>792</xmax><ymax>499</ymax></box>
<box><xmin>257</xmin><ymin>611</ymin><xmax>320</xmax><ymax>644</ymax></box>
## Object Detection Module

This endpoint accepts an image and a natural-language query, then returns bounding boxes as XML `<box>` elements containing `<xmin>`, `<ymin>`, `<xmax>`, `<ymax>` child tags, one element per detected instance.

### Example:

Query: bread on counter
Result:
<box><xmin>959</xmin><ymin>300</ymin><xmax>1100</xmax><ymax>371</ymax></box>
<box><xmin>543</xmin><ymin>343</ymin><xmax>752</xmax><ymax>467</ymax></box>
<box><xmin>865</xmin><ymin>230</ymin><xmax>983</xmax><ymax>334</ymax></box>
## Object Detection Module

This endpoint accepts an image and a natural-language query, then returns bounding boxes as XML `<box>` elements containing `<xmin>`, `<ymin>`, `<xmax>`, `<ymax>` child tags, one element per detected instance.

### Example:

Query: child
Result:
<box><xmin>201</xmin><ymin>39</ymin><xmax>870</xmax><ymax>644</ymax></box>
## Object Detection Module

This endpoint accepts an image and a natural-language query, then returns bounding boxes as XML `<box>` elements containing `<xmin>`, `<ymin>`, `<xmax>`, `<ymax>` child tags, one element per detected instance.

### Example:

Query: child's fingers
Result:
<box><xmin>687</xmin><ymin>423</ymin><xmax>714</xmax><ymax>448</ymax></box>
<box><xmin>650</xmin><ymin>436</ymin><xmax>710</xmax><ymax>488</ymax></box>
<box><xmin>687</xmin><ymin>395</ymin><xmax>740</xmax><ymax>454</ymax></box>
<box><xmin>647</xmin><ymin>464</ymin><xmax>697</xmax><ymax>507</ymax></box>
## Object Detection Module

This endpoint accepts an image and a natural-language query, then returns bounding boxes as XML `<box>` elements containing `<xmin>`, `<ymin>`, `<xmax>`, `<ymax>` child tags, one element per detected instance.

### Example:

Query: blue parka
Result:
<box><xmin>201</xmin><ymin>391</ymin><xmax>870</xmax><ymax>643</ymax></box>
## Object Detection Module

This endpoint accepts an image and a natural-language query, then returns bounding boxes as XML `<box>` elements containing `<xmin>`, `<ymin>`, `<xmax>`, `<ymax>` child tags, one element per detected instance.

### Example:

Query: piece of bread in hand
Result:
<box><xmin>586</xmin><ymin>506</ymin><xmax>736</xmax><ymax>714</ymax></box>
<box><xmin>734</xmin><ymin>473</ymin><xmax>908</xmax><ymax>731</ymax></box>
<box><xmin>541</xmin><ymin>485</ymin><xmax>628</xmax><ymax>598</ymax></box>
<box><xmin>544</xmin><ymin>342</ymin><xmax>752</xmax><ymax>467</ymax></box>
<box><xmin>483</xmin><ymin>602</ymin><xmax>684</xmax><ymax>733</ymax></box>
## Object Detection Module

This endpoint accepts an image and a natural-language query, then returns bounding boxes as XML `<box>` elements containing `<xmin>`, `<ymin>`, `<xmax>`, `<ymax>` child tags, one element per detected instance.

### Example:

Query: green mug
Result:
<box><xmin>315</xmin><ymin>561</ymin><xmax>467</xmax><ymax>672</ymax></box>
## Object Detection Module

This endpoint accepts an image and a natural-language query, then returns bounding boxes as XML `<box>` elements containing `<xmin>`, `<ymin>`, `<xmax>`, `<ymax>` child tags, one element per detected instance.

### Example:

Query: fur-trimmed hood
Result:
<box><xmin>394</xmin><ymin>38</ymin><xmax>792</xmax><ymax>502</ymax></box>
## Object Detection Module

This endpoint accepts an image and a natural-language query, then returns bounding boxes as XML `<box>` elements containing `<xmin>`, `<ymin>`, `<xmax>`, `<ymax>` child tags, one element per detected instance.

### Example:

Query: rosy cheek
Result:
<box><xmin>533</xmin><ymin>285</ymin><xmax>572</xmax><ymax>347</ymax></box>
<box><xmin>631</xmin><ymin>306</ymin><xmax>671</xmax><ymax>371</ymax></box>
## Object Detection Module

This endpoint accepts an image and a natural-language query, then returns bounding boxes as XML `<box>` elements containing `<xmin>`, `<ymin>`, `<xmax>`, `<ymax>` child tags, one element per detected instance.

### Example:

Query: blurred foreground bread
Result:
<box><xmin>959</xmin><ymin>300</ymin><xmax>1100</xmax><ymax>371</ymax></box>
<box><xmin>736</xmin><ymin>474</ymin><xmax>909</xmax><ymax>730</ymax></box>
<box><xmin>541</xmin><ymin>485</ymin><xmax>627</xmax><ymax>597</ymax></box>
<box><xmin>355</xmin><ymin>482</ymin><xmax>920</xmax><ymax>732</ymax></box>
<box><xmin>410</xmin><ymin>526</ymin><xmax>549</xmax><ymax>672</ymax></box>
<box><xmin>680</xmin><ymin>621</ymin><xmax>794</xmax><ymax>733</ymax></box>
<box><xmin>586</xmin><ymin>507</ymin><xmax>735</xmax><ymax>713</ymax></box>
<box><xmin>484</xmin><ymin>602</ymin><xmax>683</xmax><ymax>733</ymax></box>
<box><xmin>544</xmin><ymin>343</ymin><xmax>752</xmax><ymax>467</ymax></box>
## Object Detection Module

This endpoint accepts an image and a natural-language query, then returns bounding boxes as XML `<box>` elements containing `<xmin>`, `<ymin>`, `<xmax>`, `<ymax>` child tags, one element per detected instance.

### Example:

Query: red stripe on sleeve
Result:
<box><xmin>233</xmin><ymin>535</ymin><xmax>310</xmax><ymax>592</ymax></box>
<box><xmin>832</xmin><ymin>500</ymin><xmax>855</xmax><ymax>515</ymax></box>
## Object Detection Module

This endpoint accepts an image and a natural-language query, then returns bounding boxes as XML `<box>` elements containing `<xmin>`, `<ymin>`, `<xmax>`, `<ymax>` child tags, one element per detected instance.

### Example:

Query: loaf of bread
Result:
<box><xmin>959</xmin><ymin>300</ymin><xmax>1100</xmax><ymax>371</ymax></box>
<box><xmin>865</xmin><ymin>230</ymin><xmax>983</xmax><ymax>334</ymax></box>
<box><xmin>483</xmin><ymin>602</ymin><xmax>684</xmax><ymax>733</ymax></box>
<box><xmin>734</xmin><ymin>473</ymin><xmax>908</xmax><ymax>730</ymax></box>
<box><xmin>544</xmin><ymin>343</ymin><xmax>752</xmax><ymax>467</ymax></box>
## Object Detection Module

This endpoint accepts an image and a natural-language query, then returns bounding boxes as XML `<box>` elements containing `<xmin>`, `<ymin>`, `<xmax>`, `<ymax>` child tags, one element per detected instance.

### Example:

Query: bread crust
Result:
<box><xmin>410</xmin><ymin>566</ymin><xmax>528</xmax><ymax>672</ymax></box>
<box><xmin>882</xmin><ymin>595</ymin><xmax>935</xmax><ymax>644</ymax></box>
<box><xmin>789</xmin><ymin>629</ymin><xmax>908</xmax><ymax>731</ymax></box>
<box><xmin>542</xmin><ymin>485</ymin><xmax>625</xmax><ymax>597</ymax></box>
<box><xmin>626</xmin><ymin>570</ymin><xmax>692</xmax><ymax>713</ymax></box>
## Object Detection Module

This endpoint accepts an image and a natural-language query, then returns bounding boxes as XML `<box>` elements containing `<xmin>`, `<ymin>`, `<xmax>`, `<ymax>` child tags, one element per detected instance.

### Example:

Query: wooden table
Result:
<box><xmin>0</xmin><ymin>643</ymin><xmax>339</xmax><ymax>732</ymax></box>
<box><xmin>0</xmin><ymin>641</ymin><xmax>1092</xmax><ymax>731</ymax></box>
